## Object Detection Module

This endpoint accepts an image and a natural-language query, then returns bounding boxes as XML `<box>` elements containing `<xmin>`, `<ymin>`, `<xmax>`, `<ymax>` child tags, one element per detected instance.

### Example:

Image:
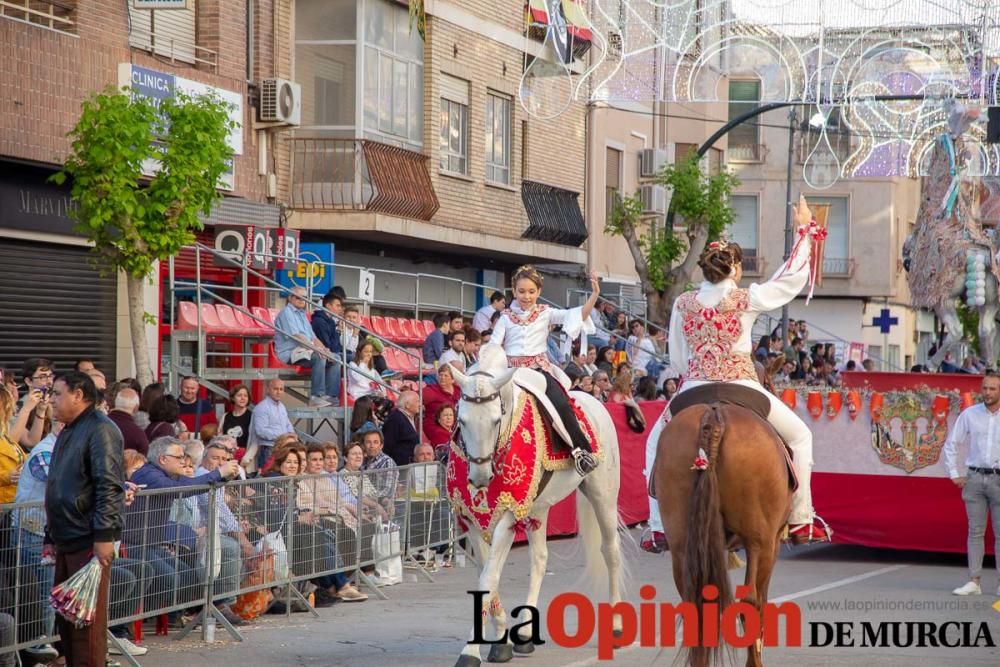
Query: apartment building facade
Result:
<box><xmin>0</xmin><ymin>0</ymin><xmax>286</xmax><ymax>378</ymax></box>
<box><xmin>726</xmin><ymin>79</ymin><xmax>924</xmax><ymax>369</ymax></box>
<box><xmin>280</xmin><ymin>0</ymin><xmax>590</xmax><ymax>313</ymax></box>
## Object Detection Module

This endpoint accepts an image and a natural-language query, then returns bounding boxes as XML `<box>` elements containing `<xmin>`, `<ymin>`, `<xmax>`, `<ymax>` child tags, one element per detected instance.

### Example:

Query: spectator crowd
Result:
<box><xmin>0</xmin><ymin>279</ymin><xmax>883</xmax><ymax>667</ymax></box>
<box><xmin>0</xmin><ymin>349</ymin><xmax>449</xmax><ymax>667</ymax></box>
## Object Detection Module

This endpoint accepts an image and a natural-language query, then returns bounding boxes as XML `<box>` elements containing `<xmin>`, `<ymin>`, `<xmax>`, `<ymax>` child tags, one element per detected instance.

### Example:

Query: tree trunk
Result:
<box><xmin>126</xmin><ymin>273</ymin><xmax>155</xmax><ymax>388</ymax></box>
<box><xmin>662</xmin><ymin>224</ymin><xmax>711</xmax><ymax>309</ymax></box>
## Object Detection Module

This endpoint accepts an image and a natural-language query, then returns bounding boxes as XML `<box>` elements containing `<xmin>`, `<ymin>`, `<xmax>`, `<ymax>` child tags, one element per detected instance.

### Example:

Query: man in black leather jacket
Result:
<box><xmin>44</xmin><ymin>371</ymin><xmax>125</xmax><ymax>667</ymax></box>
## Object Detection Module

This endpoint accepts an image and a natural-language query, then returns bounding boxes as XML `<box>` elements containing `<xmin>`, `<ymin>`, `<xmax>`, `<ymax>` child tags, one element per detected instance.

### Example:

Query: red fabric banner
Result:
<box><xmin>812</xmin><ymin>472</ymin><xmax>993</xmax><ymax>555</ymax></box>
<box><xmin>512</xmin><ymin>397</ymin><xmax>988</xmax><ymax>556</ymax></box>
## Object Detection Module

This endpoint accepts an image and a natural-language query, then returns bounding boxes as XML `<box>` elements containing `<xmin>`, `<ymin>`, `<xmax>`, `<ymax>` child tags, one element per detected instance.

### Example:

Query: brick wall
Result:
<box><xmin>0</xmin><ymin>0</ymin><xmax>283</xmax><ymax>202</ymax></box>
<box><xmin>425</xmin><ymin>15</ymin><xmax>586</xmax><ymax>240</ymax></box>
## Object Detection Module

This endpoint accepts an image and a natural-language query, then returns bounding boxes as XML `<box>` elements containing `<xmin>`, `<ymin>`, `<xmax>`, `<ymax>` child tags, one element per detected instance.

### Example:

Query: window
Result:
<box><xmin>605</xmin><ymin>147</ymin><xmax>622</xmax><ymax>220</ymax></box>
<box><xmin>728</xmin><ymin>80</ymin><xmax>761</xmax><ymax>161</ymax></box>
<box><xmin>295</xmin><ymin>0</ymin><xmax>357</xmax><ymax>131</ymax></box>
<box><xmin>799</xmin><ymin>106</ymin><xmax>852</xmax><ymax>163</ymax></box>
<box><xmin>486</xmin><ymin>92</ymin><xmax>512</xmax><ymax>185</ymax></box>
<box><xmin>867</xmin><ymin>345</ymin><xmax>883</xmax><ymax>369</ymax></box>
<box><xmin>729</xmin><ymin>195</ymin><xmax>759</xmax><ymax>273</ymax></box>
<box><xmin>440</xmin><ymin>75</ymin><xmax>470</xmax><ymax>175</ymax></box>
<box><xmin>362</xmin><ymin>0</ymin><xmax>424</xmax><ymax>147</ymax></box>
<box><xmin>675</xmin><ymin>143</ymin><xmax>697</xmax><ymax>162</ymax></box>
<box><xmin>297</xmin><ymin>44</ymin><xmax>357</xmax><ymax>127</ymax></box>
<box><xmin>806</xmin><ymin>195</ymin><xmax>850</xmax><ymax>275</ymax></box>
<box><xmin>128</xmin><ymin>1</ymin><xmax>202</xmax><ymax>66</ymax></box>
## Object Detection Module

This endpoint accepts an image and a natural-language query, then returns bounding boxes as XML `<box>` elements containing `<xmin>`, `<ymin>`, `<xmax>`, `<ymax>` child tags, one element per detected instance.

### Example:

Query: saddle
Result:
<box><xmin>510</xmin><ymin>367</ymin><xmax>579</xmax><ymax>451</ymax></box>
<box><xmin>650</xmin><ymin>382</ymin><xmax>798</xmax><ymax>497</ymax></box>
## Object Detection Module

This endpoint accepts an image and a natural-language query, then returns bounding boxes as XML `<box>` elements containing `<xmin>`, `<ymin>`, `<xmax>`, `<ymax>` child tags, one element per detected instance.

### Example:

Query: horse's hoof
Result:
<box><xmin>487</xmin><ymin>643</ymin><xmax>514</xmax><ymax>663</ymax></box>
<box><xmin>512</xmin><ymin>642</ymin><xmax>535</xmax><ymax>654</ymax></box>
<box><xmin>455</xmin><ymin>655</ymin><xmax>482</xmax><ymax>667</ymax></box>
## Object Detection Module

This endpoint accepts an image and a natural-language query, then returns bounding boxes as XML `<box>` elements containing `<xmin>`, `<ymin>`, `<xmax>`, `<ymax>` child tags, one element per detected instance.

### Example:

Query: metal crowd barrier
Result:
<box><xmin>0</xmin><ymin>462</ymin><xmax>463</xmax><ymax>666</ymax></box>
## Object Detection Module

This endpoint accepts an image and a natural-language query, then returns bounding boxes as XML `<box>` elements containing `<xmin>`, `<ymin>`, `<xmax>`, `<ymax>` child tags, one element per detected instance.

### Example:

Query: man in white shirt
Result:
<box><xmin>944</xmin><ymin>373</ymin><xmax>1000</xmax><ymax>596</ymax></box>
<box><xmin>438</xmin><ymin>330</ymin><xmax>466</xmax><ymax>372</ymax></box>
<box><xmin>240</xmin><ymin>379</ymin><xmax>295</xmax><ymax>472</ymax></box>
<box><xmin>472</xmin><ymin>292</ymin><xmax>506</xmax><ymax>332</ymax></box>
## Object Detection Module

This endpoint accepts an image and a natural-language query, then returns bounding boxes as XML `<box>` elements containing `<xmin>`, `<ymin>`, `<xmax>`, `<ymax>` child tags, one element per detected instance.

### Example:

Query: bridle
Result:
<box><xmin>457</xmin><ymin>370</ymin><xmax>507</xmax><ymax>467</ymax></box>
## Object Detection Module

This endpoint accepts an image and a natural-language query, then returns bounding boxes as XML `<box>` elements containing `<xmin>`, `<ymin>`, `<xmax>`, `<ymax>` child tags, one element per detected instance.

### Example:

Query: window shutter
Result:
<box><xmin>606</xmin><ymin>148</ymin><xmax>621</xmax><ymax>189</ymax></box>
<box><xmin>128</xmin><ymin>2</ymin><xmax>198</xmax><ymax>64</ymax></box>
<box><xmin>729</xmin><ymin>80</ymin><xmax>760</xmax><ymax>102</ymax></box>
<box><xmin>440</xmin><ymin>74</ymin><xmax>469</xmax><ymax>106</ymax></box>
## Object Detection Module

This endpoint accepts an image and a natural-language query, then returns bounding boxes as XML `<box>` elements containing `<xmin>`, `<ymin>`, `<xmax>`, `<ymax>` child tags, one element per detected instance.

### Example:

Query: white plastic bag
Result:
<box><xmin>372</xmin><ymin>519</ymin><xmax>402</xmax><ymax>585</ymax></box>
<box><xmin>256</xmin><ymin>529</ymin><xmax>289</xmax><ymax>581</ymax></box>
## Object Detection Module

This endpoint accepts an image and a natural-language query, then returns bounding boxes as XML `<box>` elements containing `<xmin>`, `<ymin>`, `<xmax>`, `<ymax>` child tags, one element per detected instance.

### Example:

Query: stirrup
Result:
<box><xmin>785</xmin><ymin>514</ymin><xmax>832</xmax><ymax>545</ymax></box>
<box><xmin>571</xmin><ymin>448</ymin><xmax>598</xmax><ymax>476</ymax></box>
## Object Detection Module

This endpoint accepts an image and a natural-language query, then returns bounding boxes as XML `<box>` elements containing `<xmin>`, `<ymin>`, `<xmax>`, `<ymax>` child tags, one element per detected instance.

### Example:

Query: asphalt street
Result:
<box><xmin>135</xmin><ymin>529</ymin><xmax>1000</xmax><ymax>666</ymax></box>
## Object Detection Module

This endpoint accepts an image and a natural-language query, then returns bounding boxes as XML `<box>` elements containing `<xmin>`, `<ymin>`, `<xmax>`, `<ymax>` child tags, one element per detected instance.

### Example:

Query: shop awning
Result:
<box><xmin>521</xmin><ymin>180</ymin><xmax>588</xmax><ymax>248</ymax></box>
<box><xmin>527</xmin><ymin>0</ymin><xmax>592</xmax><ymax>41</ymax></box>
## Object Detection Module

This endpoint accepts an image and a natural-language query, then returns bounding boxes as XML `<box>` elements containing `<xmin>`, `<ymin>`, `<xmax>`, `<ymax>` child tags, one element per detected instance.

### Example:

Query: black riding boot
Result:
<box><xmin>542</xmin><ymin>372</ymin><xmax>598</xmax><ymax>475</ymax></box>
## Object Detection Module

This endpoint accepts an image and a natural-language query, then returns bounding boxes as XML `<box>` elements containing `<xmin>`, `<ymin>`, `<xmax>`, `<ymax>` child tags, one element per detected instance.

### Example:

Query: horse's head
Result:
<box><xmin>451</xmin><ymin>348</ymin><xmax>516</xmax><ymax>489</ymax></box>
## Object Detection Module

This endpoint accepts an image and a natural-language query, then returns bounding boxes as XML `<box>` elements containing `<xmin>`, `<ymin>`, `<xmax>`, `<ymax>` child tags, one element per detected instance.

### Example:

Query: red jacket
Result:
<box><xmin>421</xmin><ymin>382</ymin><xmax>460</xmax><ymax>436</ymax></box>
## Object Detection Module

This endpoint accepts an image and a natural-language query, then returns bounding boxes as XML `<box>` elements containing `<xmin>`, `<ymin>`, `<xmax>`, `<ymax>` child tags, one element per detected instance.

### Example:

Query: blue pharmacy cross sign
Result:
<box><xmin>871</xmin><ymin>308</ymin><xmax>898</xmax><ymax>334</ymax></box>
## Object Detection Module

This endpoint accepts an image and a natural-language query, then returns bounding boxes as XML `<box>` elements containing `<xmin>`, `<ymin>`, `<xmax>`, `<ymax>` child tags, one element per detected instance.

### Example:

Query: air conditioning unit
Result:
<box><xmin>260</xmin><ymin>78</ymin><xmax>301</xmax><ymax>125</ymax></box>
<box><xmin>640</xmin><ymin>148</ymin><xmax>668</xmax><ymax>178</ymax></box>
<box><xmin>640</xmin><ymin>184</ymin><xmax>668</xmax><ymax>215</ymax></box>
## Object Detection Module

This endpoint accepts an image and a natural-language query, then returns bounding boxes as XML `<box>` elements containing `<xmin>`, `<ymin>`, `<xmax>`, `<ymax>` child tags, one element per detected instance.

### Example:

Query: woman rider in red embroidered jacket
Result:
<box><xmin>666</xmin><ymin>196</ymin><xmax>830</xmax><ymax>543</ymax></box>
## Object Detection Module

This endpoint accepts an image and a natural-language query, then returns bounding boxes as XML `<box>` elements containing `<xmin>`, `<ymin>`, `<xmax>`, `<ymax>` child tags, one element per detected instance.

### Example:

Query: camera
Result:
<box><xmin>371</xmin><ymin>395</ymin><xmax>394</xmax><ymax>422</ymax></box>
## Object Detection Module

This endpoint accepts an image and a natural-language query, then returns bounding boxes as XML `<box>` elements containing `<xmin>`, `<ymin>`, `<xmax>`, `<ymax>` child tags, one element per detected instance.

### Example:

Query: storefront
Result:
<box><xmin>0</xmin><ymin>159</ymin><xmax>119</xmax><ymax>377</ymax></box>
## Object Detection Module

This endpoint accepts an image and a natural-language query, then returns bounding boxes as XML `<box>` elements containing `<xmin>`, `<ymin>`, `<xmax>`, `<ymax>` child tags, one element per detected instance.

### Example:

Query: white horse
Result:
<box><xmin>450</xmin><ymin>345</ymin><xmax>626</xmax><ymax>667</ymax></box>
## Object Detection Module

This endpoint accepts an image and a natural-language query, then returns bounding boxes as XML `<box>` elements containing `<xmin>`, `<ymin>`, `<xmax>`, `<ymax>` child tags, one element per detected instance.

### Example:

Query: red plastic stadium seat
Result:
<box><xmin>370</xmin><ymin>316</ymin><xmax>389</xmax><ymax>339</ymax></box>
<box><xmin>177</xmin><ymin>302</ymin><xmax>199</xmax><ymax>330</ymax></box>
<box><xmin>385</xmin><ymin>347</ymin><xmax>405</xmax><ymax>373</ymax></box>
<box><xmin>361</xmin><ymin>316</ymin><xmax>372</xmax><ymax>332</ymax></box>
<box><xmin>397</xmin><ymin>319</ymin><xmax>418</xmax><ymax>346</ymax></box>
<box><xmin>204</xmin><ymin>304</ymin><xmax>243</xmax><ymax>334</ymax></box>
<box><xmin>232</xmin><ymin>307</ymin><xmax>271</xmax><ymax>335</ymax></box>
<box><xmin>383</xmin><ymin>318</ymin><xmax>404</xmax><ymax>345</ymax></box>
<box><xmin>267</xmin><ymin>341</ymin><xmax>309</xmax><ymax>374</ymax></box>
<box><xmin>268</xmin><ymin>308</ymin><xmax>281</xmax><ymax>325</ymax></box>
<box><xmin>215</xmin><ymin>304</ymin><xmax>247</xmax><ymax>334</ymax></box>
<box><xmin>251</xmin><ymin>307</ymin><xmax>275</xmax><ymax>335</ymax></box>
<box><xmin>422</xmin><ymin>320</ymin><xmax>436</xmax><ymax>336</ymax></box>
<box><xmin>406</xmin><ymin>319</ymin><xmax>425</xmax><ymax>345</ymax></box>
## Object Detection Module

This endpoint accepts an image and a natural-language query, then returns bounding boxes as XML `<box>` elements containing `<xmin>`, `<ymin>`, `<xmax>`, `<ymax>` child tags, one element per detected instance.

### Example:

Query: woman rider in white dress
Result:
<box><xmin>488</xmin><ymin>265</ymin><xmax>601</xmax><ymax>476</ymax></box>
<box><xmin>664</xmin><ymin>195</ymin><xmax>829</xmax><ymax>543</ymax></box>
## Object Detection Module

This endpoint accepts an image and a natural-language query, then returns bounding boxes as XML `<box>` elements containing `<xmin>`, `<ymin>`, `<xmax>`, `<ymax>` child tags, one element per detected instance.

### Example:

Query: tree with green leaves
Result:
<box><xmin>53</xmin><ymin>87</ymin><xmax>236</xmax><ymax>387</ymax></box>
<box><xmin>605</xmin><ymin>152</ymin><xmax>740</xmax><ymax>325</ymax></box>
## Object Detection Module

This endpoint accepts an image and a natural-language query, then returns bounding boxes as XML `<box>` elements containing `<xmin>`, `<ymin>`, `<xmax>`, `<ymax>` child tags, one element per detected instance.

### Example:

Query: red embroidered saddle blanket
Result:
<box><xmin>447</xmin><ymin>393</ymin><xmax>600</xmax><ymax>542</ymax></box>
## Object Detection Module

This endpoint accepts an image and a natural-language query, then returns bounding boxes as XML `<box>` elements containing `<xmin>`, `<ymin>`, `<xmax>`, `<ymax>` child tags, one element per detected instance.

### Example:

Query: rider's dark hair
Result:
<box><xmin>698</xmin><ymin>242</ymin><xmax>744</xmax><ymax>284</ymax></box>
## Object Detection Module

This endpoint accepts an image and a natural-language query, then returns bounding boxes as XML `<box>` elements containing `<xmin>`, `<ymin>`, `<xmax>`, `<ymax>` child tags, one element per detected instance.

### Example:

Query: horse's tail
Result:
<box><xmin>682</xmin><ymin>404</ymin><xmax>733</xmax><ymax>667</ymax></box>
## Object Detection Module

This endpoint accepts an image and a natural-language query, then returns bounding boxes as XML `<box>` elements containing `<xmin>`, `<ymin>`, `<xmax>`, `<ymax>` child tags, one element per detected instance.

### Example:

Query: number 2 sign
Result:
<box><xmin>359</xmin><ymin>269</ymin><xmax>375</xmax><ymax>303</ymax></box>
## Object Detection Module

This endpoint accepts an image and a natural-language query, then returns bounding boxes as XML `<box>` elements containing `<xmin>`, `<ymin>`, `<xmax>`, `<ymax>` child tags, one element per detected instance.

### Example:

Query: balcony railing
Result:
<box><xmin>1</xmin><ymin>0</ymin><xmax>74</xmax><ymax>34</ymax></box>
<box><xmin>127</xmin><ymin>25</ymin><xmax>218</xmax><ymax>71</ymax></box>
<box><xmin>823</xmin><ymin>257</ymin><xmax>854</xmax><ymax>277</ymax></box>
<box><xmin>290</xmin><ymin>138</ymin><xmax>439</xmax><ymax>221</ymax></box>
<box><xmin>741</xmin><ymin>253</ymin><xmax>762</xmax><ymax>274</ymax></box>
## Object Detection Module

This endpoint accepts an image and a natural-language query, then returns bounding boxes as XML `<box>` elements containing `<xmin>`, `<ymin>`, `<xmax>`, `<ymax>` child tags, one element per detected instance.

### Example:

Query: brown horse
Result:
<box><xmin>654</xmin><ymin>401</ymin><xmax>792</xmax><ymax>667</ymax></box>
